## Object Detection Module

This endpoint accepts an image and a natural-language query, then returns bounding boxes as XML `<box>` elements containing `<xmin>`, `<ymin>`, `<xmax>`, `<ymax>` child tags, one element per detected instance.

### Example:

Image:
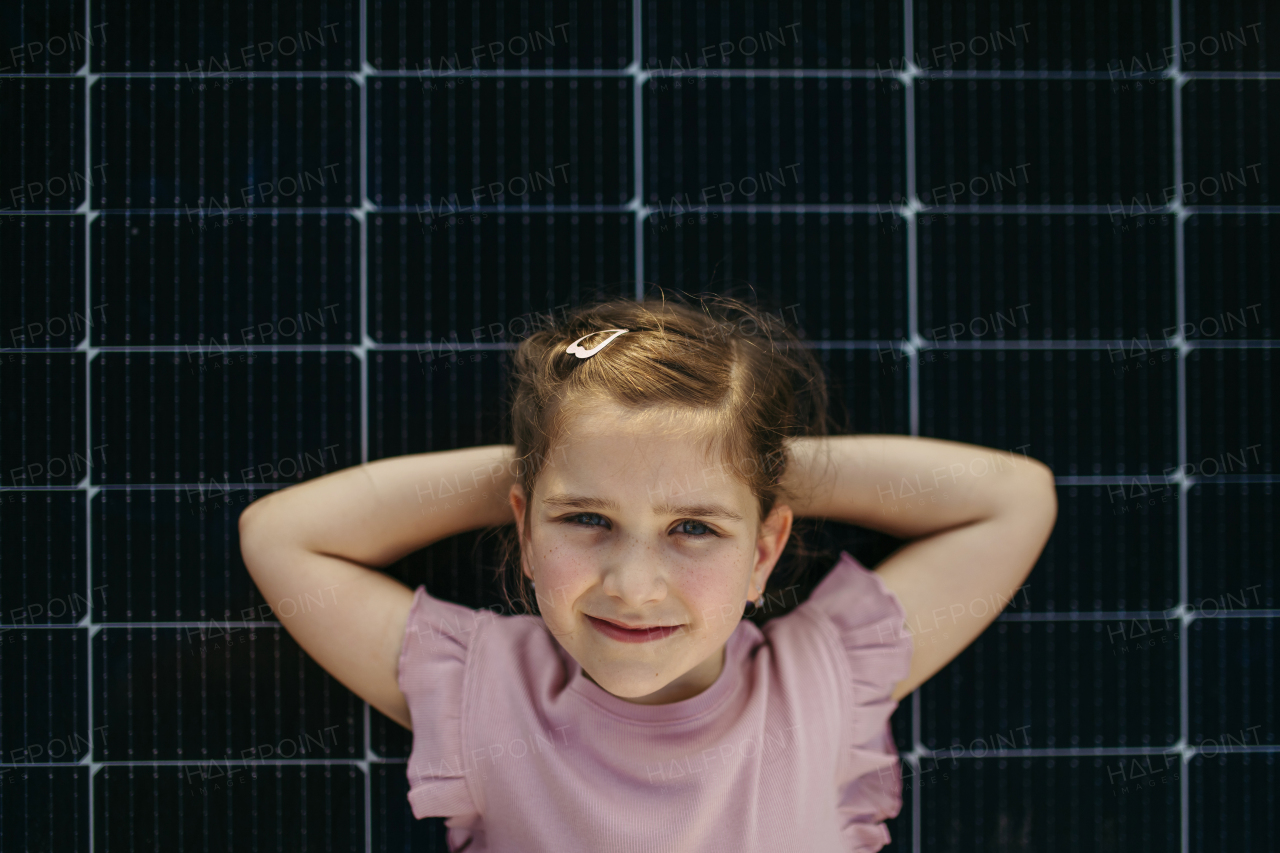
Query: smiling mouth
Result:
<box><xmin>587</xmin><ymin>615</ymin><xmax>684</xmax><ymax>643</ymax></box>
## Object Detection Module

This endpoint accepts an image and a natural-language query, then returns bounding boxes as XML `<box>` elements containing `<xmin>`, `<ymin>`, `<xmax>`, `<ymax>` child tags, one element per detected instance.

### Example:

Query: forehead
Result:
<box><xmin>538</xmin><ymin>402</ymin><xmax>752</xmax><ymax>509</ymax></box>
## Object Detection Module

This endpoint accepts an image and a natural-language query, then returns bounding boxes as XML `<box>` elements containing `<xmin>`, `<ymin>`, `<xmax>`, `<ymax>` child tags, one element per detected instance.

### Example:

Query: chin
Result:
<box><xmin>585</xmin><ymin>665</ymin><xmax>671</xmax><ymax>699</ymax></box>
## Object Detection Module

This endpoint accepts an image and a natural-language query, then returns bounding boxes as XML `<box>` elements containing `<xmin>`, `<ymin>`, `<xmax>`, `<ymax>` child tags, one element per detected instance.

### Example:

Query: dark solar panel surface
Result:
<box><xmin>1</xmin><ymin>1</ymin><xmax>1275</xmax><ymax>851</ymax></box>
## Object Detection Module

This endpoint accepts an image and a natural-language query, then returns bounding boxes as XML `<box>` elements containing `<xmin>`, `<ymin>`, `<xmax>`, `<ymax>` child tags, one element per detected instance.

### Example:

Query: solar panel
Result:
<box><xmin>0</xmin><ymin>1</ymin><xmax>1274</xmax><ymax>851</ymax></box>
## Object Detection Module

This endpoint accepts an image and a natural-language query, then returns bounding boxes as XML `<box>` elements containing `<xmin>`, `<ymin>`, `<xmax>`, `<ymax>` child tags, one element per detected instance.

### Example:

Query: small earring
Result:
<box><xmin>754</xmin><ymin>596</ymin><xmax>763</xmax><ymax>607</ymax></box>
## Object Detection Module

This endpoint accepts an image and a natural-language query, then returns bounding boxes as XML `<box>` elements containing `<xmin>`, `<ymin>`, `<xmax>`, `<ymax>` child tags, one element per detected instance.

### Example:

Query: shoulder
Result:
<box><xmin>397</xmin><ymin>588</ymin><xmax>550</xmax><ymax>820</ymax></box>
<box><xmin>772</xmin><ymin>552</ymin><xmax>913</xmax><ymax>728</ymax></box>
<box><xmin>398</xmin><ymin>587</ymin><xmax>547</xmax><ymax>692</ymax></box>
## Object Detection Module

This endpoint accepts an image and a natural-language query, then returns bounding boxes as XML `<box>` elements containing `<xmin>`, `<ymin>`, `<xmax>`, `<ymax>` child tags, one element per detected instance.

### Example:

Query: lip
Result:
<box><xmin>587</xmin><ymin>615</ymin><xmax>683</xmax><ymax>644</ymax></box>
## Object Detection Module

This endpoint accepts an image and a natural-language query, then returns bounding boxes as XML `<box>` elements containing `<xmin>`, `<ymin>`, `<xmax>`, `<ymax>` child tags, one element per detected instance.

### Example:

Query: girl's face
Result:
<box><xmin>509</xmin><ymin>402</ymin><xmax>793</xmax><ymax>705</ymax></box>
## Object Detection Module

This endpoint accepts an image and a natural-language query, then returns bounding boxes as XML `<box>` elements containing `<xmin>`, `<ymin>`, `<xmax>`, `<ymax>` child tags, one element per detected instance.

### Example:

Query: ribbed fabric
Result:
<box><xmin>396</xmin><ymin>551</ymin><xmax>914</xmax><ymax>852</ymax></box>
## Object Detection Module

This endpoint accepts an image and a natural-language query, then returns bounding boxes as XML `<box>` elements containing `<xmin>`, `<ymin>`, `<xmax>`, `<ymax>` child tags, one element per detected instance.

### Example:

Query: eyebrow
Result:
<box><xmin>541</xmin><ymin>493</ymin><xmax>745</xmax><ymax>522</ymax></box>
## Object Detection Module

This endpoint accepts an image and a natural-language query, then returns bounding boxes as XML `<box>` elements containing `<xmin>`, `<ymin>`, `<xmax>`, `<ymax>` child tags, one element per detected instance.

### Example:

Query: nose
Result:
<box><xmin>599</xmin><ymin>536</ymin><xmax>668</xmax><ymax>607</ymax></box>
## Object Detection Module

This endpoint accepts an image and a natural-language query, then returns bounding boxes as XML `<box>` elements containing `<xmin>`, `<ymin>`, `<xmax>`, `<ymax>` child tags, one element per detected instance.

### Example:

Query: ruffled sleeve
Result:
<box><xmin>798</xmin><ymin>551</ymin><xmax>914</xmax><ymax>851</ymax></box>
<box><xmin>396</xmin><ymin>585</ymin><xmax>487</xmax><ymax>820</ymax></box>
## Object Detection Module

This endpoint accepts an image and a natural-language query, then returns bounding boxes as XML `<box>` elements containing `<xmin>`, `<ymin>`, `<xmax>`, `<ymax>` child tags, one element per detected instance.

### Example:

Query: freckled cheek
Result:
<box><xmin>678</xmin><ymin>554</ymin><xmax>752</xmax><ymax>631</ymax></box>
<box><xmin>529</xmin><ymin>531</ymin><xmax>598</xmax><ymax>610</ymax></box>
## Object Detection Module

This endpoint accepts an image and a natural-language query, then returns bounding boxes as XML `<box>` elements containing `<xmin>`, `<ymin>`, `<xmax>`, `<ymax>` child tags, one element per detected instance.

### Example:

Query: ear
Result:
<box><xmin>748</xmin><ymin>503</ymin><xmax>794</xmax><ymax>602</ymax></box>
<box><xmin>508</xmin><ymin>483</ymin><xmax>533</xmax><ymax>582</ymax></box>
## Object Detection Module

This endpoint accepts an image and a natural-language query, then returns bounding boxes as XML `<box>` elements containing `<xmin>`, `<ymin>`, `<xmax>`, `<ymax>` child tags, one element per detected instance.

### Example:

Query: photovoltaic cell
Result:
<box><xmin>1178</xmin><ymin>1</ymin><xmax>1278</xmax><ymax>70</ymax></box>
<box><xmin>369</xmin><ymin>77</ymin><xmax>634</xmax><ymax>207</ymax></box>
<box><xmin>368</xmin><ymin>0</ymin><xmax>633</xmax><ymax>71</ymax></box>
<box><xmin>0</xmin><ymin>217</ymin><xmax>84</xmax><ymax>347</ymax></box>
<box><xmin>922</xmin><ymin>758</ymin><xmax>1181</xmax><ymax>851</ymax></box>
<box><xmin>646</xmin><ymin>0</ymin><xmax>904</xmax><ymax>70</ymax></box>
<box><xmin>1183</xmin><ymin>214</ymin><xmax>1274</xmax><ymax>337</ymax></box>
<box><xmin>0</xmin><ymin>354</ymin><xmax>83</xmax><ymax>487</ymax></box>
<box><xmin>92</xmin><ymin>78</ymin><xmax>359</xmax><ymax>210</ymax></box>
<box><xmin>92</xmin><ymin>490</ymin><xmax>266</xmax><ymax>622</ymax></box>
<box><xmin>915</xmin><ymin>79</ymin><xmax>1174</xmax><ymax>207</ymax></box>
<box><xmin>1181</xmin><ymin>80</ymin><xmax>1276</xmax><ymax>206</ymax></box>
<box><xmin>92</xmin><ymin>214</ymin><xmax>359</xmax><ymax>346</ymax></box>
<box><xmin>94</xmin><ymin>765</ymin><xmax>365</xmax><ymax>850</ymax></box>
<box><xmin>0</xmin><ymin>492</ymin><xmax>86</xmax><ymax>624</ymax></box>
<box><xmin>913</xmin><ymin>0</ymin><xmax>1172</xmax><ymax>72</ymax></box>
<box><xmin>918</xmin><ymin>215</ymin><xmax>1177</xmax><ymax>340</ymax></box>
<box><xmin>645</xmin><ymin>78</ymin><xmax>906</xmax><ymax>205</ymax></box>
<box><xmin>92</xmin><ymin>627</ymin><xmax>363</xmax><ymax>762</ymax></box>
<box><xmin>1187</xmin><ymin>484</ymin><xmax>1277</xmax><ymax>607</ymax></box>
<box><xmin>370</xmin><ymin>213</ymin><xmax>634</xmax><ymax>342</ymax></box>
<box><xmin>922</xmin><ymin>621</ymin><xmax>1181</xmax><ymax>749</ymax></box>
<box><xmin>643</xmin><ymin>213</ymin><xmax>908</xmax><ymax>339</ymax></box>
<box><xmin>1029</xmin><ymin>486</ymin><xmax>1180</xmax><ymax>612</ymax></box>
<box><xmin>1190</xmin><ymin>754</ymin><xmax>1279</xmax><ymax>848</ymax></box>
<box><xmin>0</xmin><ymin>79</ymin><xmax>85</xmax><ymax>212</ymax></box>
<box><xmin>88</xmin><ymin>0</ymin><xmax>359</xmax><ymax>72</ymax></box>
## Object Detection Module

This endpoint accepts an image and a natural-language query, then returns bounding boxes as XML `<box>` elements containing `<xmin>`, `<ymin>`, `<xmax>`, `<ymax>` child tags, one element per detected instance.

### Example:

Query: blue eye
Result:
<box><xmin>675</xmin><ymin>520</ymin><xmax>714</xmax><ymax>537</ymax></box>
<box><xmin>569</xmin><ymin>512</ymin><xmax>609</xmax><ymax>528</ymax></box>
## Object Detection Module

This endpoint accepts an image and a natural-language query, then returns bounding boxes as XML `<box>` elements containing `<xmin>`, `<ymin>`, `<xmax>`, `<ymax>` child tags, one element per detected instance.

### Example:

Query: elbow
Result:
<box><xmin>237</xmin><ymin>497</ymin><xmax>262</xmax><ymax>539</ymax></box>
<box><xmin>996</xmin><ymin>458</ymin><xmax>1058</xmax><ymax>529</ymax></box>
<box><xmin>1035</xmin><ymin>460</ymin><xmax>1058</xmax><ymax>509</ymax></box>
<box><xmin>237</xmin><ymin>495</ymin><xmax>272</xmax><ymax>566</ymax></box>
<box><xmin>1025</xmin><ymin>460</ymin><xmax>1058</xmax><ymax>535</ymax></box>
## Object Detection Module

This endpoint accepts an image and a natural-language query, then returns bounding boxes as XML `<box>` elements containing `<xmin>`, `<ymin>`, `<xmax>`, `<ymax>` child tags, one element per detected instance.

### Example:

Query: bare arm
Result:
<box><xmin>784</xmin><ymin>435</ymin><xmax>1058</xmax><ymax>701</ymax></box>
<box><xmin>237</xmin><ymin>445</ymin><xmax>518</xmax><ymax>728</ymax></box>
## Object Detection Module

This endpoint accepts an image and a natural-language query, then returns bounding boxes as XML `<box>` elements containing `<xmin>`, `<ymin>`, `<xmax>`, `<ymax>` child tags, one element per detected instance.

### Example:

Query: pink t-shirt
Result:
<box><xmin>396</xmin><ymin>550</ymin><xmax>914</xmax><ymax>852</ymax></box>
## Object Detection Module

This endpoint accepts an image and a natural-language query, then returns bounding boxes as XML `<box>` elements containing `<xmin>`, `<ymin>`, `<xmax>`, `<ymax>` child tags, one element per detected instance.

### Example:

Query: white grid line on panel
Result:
<box><xmin>6</xmin><ymin>472</ymin><xmax>1277</xmax><ymax>493</ymax></box>
<box><xmin>4</xmin><ymin>739</ymin><xmax>1278</xmax><ymax>771</ymax></box>
<box><xmin>8</xmin><ymin>69</ymin><xmax>1280</xmax><ymax>80</ymax></box>
<box><xmin>358</xmin><ymin>2</ymin><xmax>374</xmax><ymax>851</ymax></box>
<box><xmin>6</xmin><ymin>338</ymin><xmax>1280</xmax><ymax>357</ymax></box>
<box><xmin>900</xmin><ymin>0</ymin><xmax>924</xmax><ymax>849</ymax></box>
<box><xmin>8</xmin><ymin>203</ymin><xmax>1280</xmax><ymax>216</ymax></box>
<box><xmin>631</xmin><ymin>0</ymin><xmax>646</xmax><ymax>300</ymax></box>
<box><xmin>3</xmin><ymin>742</ymin><xmax>1274</xmax><ymax>772</ymax></box>
<box><xmin>77</xmin><ymin>0</ymin><xmax>99</xmax><ymax>849</ymax></box>
<box><xmin>350</xmin><ymin>2</ymin><xmax>378</xmax><ymax>849</ymax></box>
<box><xmin>1169</xmin><ymin>2</ymin><xmax>1192</xmax><ymax>851</ymax></box>
<box><xmin>6</xmin><ymin>608</ymin><xmax>1276</xmax><ymax>632</ymax></box>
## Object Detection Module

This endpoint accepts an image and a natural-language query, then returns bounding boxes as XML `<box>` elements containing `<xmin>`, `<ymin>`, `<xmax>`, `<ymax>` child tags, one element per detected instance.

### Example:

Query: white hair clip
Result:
<box><xmin>565</xmin><ymin>329</ymin><xmax>628</xmax><ymax>359</ymax></box>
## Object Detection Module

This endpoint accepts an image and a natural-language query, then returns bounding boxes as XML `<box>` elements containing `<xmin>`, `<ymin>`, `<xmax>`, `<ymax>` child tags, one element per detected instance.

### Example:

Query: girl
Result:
<box><xmin>238</xmin><ymin>296</ymin><xmax>1057</xmax><ymax>852</ymax></box>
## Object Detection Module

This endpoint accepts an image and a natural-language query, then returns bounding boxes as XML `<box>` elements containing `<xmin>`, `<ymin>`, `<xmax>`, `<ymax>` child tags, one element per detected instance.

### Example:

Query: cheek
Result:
<box><xmin>675</xmin><ymin>550</ymin><xmax>753</xmax><ymax>625</ymax></box>
<box><xmin>527</xmin><ymin>528</ymin><xmax>599</xmax><ymax>606</ymax></box>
